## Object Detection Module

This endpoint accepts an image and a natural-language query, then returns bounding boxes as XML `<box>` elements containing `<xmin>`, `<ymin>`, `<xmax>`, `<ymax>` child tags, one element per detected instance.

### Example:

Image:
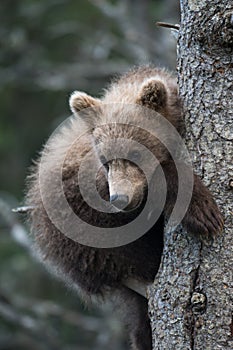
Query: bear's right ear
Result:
<box><xmin>136</xmin><ymin>79</ymin><xmax>167</xmax><ymax>111</ymax></box>
<box><xmin>69</xmin><ymin>91</ymin><xmax>101</xmax><ymax>115</ymax></box>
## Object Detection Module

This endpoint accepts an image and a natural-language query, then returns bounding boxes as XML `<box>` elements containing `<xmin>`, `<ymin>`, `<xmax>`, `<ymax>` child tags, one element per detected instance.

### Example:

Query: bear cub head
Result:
<box><xmin>69</xmin><ymin>69</ymin><xmax>181</xmax><ymax>214</ymax></box>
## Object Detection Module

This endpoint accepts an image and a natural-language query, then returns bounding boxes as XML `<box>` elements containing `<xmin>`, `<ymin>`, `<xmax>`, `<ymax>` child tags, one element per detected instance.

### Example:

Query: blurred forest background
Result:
<box><xmin>0</xmin><ymin>0</ymin><xmax>179</xmax><ymax>349</ymax></box>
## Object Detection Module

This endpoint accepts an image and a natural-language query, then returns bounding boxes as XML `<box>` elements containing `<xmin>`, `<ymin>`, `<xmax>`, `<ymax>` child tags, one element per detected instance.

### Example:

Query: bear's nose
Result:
<box><xmin>110</xmin><ymin>194</ymin><xmax>129</xmax><ymax>210</ymax></box>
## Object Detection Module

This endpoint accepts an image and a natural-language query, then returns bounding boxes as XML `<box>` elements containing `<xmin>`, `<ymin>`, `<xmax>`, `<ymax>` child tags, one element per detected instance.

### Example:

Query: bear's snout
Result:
<box><xmin>110</xmin><ymin>194</ymin><xmax>129</xmax><ymax>210</ymax></box>
<box><xmin>107</xmin><ymin>163</ymin><xmax>145</xmax><ymax>212</ymax></box>
<box><xmin>108</xmin><ymin>176</ymin><xmax>134</xmax><ymax>211</ymax></box>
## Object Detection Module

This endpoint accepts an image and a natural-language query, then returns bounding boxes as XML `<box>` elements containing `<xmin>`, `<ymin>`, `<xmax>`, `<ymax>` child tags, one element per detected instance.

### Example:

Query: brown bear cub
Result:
<box><xmin>26</xmin><ymin>66</ymin><xmax>223</xmax><ymax>350</ymax></box>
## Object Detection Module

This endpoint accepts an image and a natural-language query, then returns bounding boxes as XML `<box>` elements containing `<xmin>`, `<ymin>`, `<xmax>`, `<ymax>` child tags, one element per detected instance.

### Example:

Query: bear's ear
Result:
<box><xmin>136</xmin><ymin>79</ymin><xmax>167</xmax><ymax>111</ymax></box>
<box><xmin>69</xmin><ymin>91</ymin><xmax>101</xmax><ymax>115</ymax></box>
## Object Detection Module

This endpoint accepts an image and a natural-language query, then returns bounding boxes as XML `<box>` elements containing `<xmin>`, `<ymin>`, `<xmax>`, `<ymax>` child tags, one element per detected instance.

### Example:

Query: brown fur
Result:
<box><xmin>26</xmin><ymin>66</ymin><xmax>223</xmax><ymax>350</ymax></box>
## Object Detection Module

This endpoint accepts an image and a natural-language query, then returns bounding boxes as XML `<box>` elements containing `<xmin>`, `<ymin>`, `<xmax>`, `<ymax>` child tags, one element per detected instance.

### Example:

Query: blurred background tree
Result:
<box><xmin>0</xmin><ymin>1</ymin><xmax>179</xmax><ymax>349</ymax></box>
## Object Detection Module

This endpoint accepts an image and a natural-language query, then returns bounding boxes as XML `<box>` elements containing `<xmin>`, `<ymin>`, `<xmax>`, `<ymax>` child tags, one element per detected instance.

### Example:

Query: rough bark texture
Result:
<box><xmin>149</xmin><ymin>1</ymin><xmax>233</xmax><ymax>349</ymax></box>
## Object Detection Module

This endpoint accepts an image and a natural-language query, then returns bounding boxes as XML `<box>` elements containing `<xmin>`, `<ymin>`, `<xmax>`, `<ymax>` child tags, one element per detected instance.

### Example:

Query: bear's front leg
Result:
<box><xmin>181</xmin><ymin>172</ymin><xmax>224</xmax><ymax>236</ymax></box>
<box><xmin>154</xmin><ymin>161</ymin><xmax>224</xmax><ymax>237</ymax></box>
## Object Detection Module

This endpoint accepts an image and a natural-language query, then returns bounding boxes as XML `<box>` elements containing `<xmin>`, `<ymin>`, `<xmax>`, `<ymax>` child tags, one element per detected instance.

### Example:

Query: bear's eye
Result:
<box><xmin>100</xmin><ymin>155</ymin><xmax>109</xmax><ymax>171</ymax></box>
<box><xmin>128</xmin><ymin>150</ymin><xmax>141</xmax><ymax>163</ymax></box>
<box><xmin>100</xmin><ymin>155</ymin><xmax>107</xmax><ymax>164</ymax></box>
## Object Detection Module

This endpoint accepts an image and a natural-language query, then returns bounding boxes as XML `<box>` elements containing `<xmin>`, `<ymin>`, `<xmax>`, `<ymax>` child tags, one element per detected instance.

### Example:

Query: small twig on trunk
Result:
<box><xmin>0</xmin><ymin>198</ymin><xmax>31</xmax><ymax>248</ymax></box>
<box><xmin>12</xmin><ymin>205</ymin><xmax>35</xmax><ymax>214</ymax></box>
<box><xmin>156</xmin><ymin>22</ymin><xmax>180</xmax><ymax>31</ymax></box>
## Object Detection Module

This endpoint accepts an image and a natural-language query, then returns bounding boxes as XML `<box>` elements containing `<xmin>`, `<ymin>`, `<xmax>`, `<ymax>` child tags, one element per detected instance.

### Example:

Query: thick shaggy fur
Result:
<box><xmin>26</xmin><ymin>66</ymin><xmax>223</xmax><ymax>350</ymax></box>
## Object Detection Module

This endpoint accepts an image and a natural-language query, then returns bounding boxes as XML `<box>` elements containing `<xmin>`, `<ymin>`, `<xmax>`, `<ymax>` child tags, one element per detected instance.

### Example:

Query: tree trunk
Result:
<box><xmin>149</xmin><ymin>1</ymin><xmax>233</xmax><ymax>349</ymax></box>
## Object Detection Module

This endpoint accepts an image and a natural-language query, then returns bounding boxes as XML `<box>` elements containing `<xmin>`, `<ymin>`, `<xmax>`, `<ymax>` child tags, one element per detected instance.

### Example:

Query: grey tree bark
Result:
<box><xmin>149</xmin><ymin>1</ymin><xmax>233</xmax><ymax>349</ymax></box>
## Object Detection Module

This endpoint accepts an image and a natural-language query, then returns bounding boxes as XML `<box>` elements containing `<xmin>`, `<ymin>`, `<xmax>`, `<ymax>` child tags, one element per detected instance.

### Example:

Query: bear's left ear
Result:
<box><xmin>136</xmin><ymin>79</ymin><xmax>167</xmax><ymax>111</ymax></box>
<box><xmin>69</xmin><ymin>91</ymin><xmax>101</xmax><ymax>115</ymax></box>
